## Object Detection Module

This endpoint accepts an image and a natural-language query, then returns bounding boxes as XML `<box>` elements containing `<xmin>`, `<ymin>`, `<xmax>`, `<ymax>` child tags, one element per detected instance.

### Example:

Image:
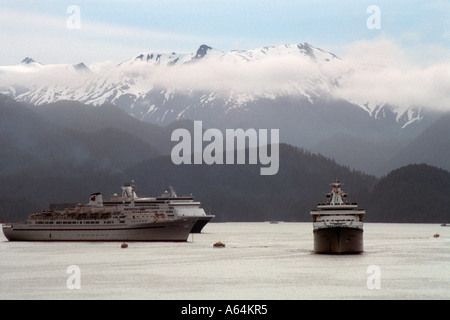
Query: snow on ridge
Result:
<box><xmin>0</xmin><ymin>43</ymin><xmax>424</xmax><ymax>127</ymax></box>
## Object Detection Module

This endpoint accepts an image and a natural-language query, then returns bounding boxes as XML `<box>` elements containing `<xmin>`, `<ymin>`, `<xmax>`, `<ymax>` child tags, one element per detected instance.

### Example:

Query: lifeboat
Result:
<box><xmin>213</xmin><ymin>241</ymin><xmax>225</xmax><ymax>248</ymax></box>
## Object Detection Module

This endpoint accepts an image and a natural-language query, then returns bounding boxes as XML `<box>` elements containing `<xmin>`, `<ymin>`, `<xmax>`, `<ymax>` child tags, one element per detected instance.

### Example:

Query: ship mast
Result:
<box><xmin>168</xmin><ymin>185</ymin><xmax>177</xmax><ymax>198</ymax></box>
<box><xmin>328</xmin><ymin>178</ymin><xmax>347</xmax><ymax>205</ymax></box>
<box><xmin>121</xmin><ymin>181</ymin><xmax>138</xmax><ymax>200</ymax></box>
<box><xmin>130</xmin><ymin>180</ymin><xmax>136</xmax><ymax>206</ymax></box>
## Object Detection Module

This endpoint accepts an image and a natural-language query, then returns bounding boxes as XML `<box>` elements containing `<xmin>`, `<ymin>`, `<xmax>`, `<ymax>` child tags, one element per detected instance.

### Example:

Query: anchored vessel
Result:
<box><xmin>2</xmin><ymin>185</ymin><xmax>198</xmax><ymax>242</ymax></box>
<box><xmin>310</xmin><ymin>179</ymin><xmax>365</xmax><ymax>254</ymax></box>
<box><xmin>103</xmin><ymin>183</ymin><xmax>214</xmax><ymax>233</ymax></box>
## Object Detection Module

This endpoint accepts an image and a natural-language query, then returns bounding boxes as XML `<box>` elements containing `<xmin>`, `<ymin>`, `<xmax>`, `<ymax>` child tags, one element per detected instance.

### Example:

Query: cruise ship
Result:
<box><xmin>103</xmin><ymin>182</ymin><xmax>214</xmax><ymax>233</ymax></box>
<box><xmin>310</xmin><ymin>179</ymin><xmax>365</xmax><ymax>254</ymax></box>
<box><xmin>1</xmin><ymin>187</ymin><xmax>198</xmax><ymax>242</ymax></box>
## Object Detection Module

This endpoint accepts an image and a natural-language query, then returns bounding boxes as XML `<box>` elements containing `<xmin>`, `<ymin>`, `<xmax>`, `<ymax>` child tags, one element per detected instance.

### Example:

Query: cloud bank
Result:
<box><xmin>334</xmin><ymin>39</ymin><xmax>450</xmax><ymax>113</ymax></box>
<box><xmin>0</xmin><ymin>39</ymin><xmax>449</xmax><ymax>113</ymax></box>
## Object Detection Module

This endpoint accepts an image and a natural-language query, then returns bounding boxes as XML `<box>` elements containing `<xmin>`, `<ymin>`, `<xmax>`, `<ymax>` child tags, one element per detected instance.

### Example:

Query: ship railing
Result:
<box><xmin>28</xmin><ymin>210</ymin><xmax>115</xmax><ymax>221</ymax></box>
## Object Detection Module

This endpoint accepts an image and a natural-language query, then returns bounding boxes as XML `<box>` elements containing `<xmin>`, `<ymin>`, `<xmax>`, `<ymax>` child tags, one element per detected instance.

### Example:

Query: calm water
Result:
<box><xmin>0</xmin><ymin>222</ymin><xmax>448</xmax><ymax>300</ymax></box>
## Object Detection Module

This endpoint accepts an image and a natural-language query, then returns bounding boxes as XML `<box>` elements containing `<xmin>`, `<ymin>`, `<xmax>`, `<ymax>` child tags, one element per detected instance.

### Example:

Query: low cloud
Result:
<box><xmin>150</xmin><ymin>54</ymin><xmax>334</xmax><ymax>98</ymax></box>
<box><xmin>1</xmin><ymin>38</ymin><xmax>449</xmax><ymax>113</ymax></box>
<box><xmin>335</xmin><ymin>39</ymin><xmax>450</xmax><ymax>113</ymax></box>
<box><xmin>125</xmin><ymin>40</ymin><xmax>450</xmax><ymax>113</ymax></box>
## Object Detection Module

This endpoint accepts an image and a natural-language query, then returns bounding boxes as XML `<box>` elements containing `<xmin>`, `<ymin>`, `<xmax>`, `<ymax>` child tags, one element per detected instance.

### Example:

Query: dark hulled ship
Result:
<box><xmin>310</xmin><ymin>179</ymin><xmax>365</xmax><ymax>254</ymax></box>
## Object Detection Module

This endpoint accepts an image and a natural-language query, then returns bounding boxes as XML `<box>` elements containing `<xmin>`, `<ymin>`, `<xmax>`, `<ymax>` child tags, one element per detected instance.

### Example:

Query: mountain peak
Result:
<box><xmin>21</xmin><ymin>57</ymin><xmax>37</xmax><ymax>64</ymax></box>
<box><xmin>297</xmin><ymin>42</ymin><xmax>313</xmax><ymax>54</ymax></box>
<box><xmin>73</xmin><ymin>62</ymin><xmax>91</xmax><ymax>73</ymax></box>
<box><xmin>194</xmin><ymin>44</ymin><xmax>213</xmax><ymax>59</ymax></box>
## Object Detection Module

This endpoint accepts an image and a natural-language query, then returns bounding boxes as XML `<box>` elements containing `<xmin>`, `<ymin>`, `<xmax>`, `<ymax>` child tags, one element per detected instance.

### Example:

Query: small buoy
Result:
<box><xmin>213</xmin><ymin>241</ymin><xmax>225</xmax><ymax>248</ymax></box>
<box><xmin>433</xmin><ymin>233</ymin><xmax>440</xmax><ymax>238</ymax></box>
<box><xmin>121</xmin><ymin>242</ymin><xmax>128</xmax><ymax>248</ymax></box>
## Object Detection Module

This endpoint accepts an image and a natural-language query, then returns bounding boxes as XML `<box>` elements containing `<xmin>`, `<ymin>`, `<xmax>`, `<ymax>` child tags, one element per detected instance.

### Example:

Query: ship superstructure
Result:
<box><xmin>310</xmin><ymin>179</ymin><xmax>365</xmax><ymax>254</ymax></box>
<box><xmin>103</xmin><ymin>182</ymin><xmax>214</xmax><ymax>233</ymax></box>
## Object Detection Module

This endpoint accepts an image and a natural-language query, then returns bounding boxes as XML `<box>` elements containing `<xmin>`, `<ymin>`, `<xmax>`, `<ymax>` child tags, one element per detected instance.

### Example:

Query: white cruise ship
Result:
<box><xmin>310</xmin><ymin>179</ymin><xmax>365</xmax><ymax>254</ymax></box>
<box><xmin>2</xmin><ymin>186</ymin><xmax>198</xmax><ymax>242</ymax></box>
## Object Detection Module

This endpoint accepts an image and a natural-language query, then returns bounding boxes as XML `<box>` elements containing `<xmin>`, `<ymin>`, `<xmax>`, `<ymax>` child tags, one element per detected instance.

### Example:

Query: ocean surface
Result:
<box><xmin>0</xmin><ymin>222</ymin><xmax>449</xmax><ymax>300</ymax></box>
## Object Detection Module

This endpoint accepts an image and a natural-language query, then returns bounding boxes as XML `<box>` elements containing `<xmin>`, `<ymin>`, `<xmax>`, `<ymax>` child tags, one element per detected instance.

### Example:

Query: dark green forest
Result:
<box><xmin>367</xmin><ymin>164</ymin><xmax>450</xmax><ymax>222</ymax></box>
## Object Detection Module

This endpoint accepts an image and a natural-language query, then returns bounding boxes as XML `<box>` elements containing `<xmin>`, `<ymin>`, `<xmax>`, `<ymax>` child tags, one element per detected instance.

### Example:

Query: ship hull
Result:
<box><xmin>2</xmin><ymin>217</ymin><xmax>197</xmax><ymax>242</ymax></box>
<box><xmin>313</xmin><ymin>227</ymin><xmax>363</xmax><ymax>254</ymax></box>
<box><xmin>190</xmin><ymin>215</ymin><xmax>214</xmax><ymax>233</ymax></box>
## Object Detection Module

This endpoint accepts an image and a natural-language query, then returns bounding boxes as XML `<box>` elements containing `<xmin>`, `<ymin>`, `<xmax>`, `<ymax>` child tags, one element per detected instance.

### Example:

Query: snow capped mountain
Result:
<box><xmin>73</xmin><ymin>62</ymin><xmax>91</xmax><ymax>73</ymax></box>
<box><xmin>21</xmin><ymin>57</ymin><xmax>39</xmax><ymax>65</ymax></box>
<box><xmin>0</xmin><ymin>58</ymin><xmax>93</xmax><ymax>103</ymax></box>
<box><xmin>0</xmin><ymin>43</ymin><xmax>428</xmax><ymax>131</ymax></box>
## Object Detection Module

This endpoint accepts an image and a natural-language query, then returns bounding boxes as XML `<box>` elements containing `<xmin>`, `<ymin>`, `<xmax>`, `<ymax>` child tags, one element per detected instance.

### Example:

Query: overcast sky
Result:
<box><xmin>1</xmin><ymin>0</ymin><xmax>449</xmax><ymax>66</ymax></box>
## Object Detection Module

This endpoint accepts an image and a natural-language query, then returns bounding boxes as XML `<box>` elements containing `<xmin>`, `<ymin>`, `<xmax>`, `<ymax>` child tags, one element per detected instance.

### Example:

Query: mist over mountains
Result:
<box><xmin>0</xmin><ymin>43</ymin><xmax>435</xmax><ymax>127</ymax></box>
<box><xmin>0</xmin><ymin>42</ymin><xmax>449</xmax><ymax>223</ymax></box>
<box><xmin>1</xmin><ymin>43</ymin><xmax>448</xmax><ymax>176</ymax></box>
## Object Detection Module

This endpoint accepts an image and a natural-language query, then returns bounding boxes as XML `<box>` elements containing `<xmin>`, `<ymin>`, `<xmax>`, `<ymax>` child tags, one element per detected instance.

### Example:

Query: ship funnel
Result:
<box><xmin>121</xmin><ymin>181</ymin><xmax>137</xmax><ymax>199</ymax></box>
<box><xmin>89</xmin><ymin>193</ymin><xmax>103</xmax><ymax>207</ymax></box>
